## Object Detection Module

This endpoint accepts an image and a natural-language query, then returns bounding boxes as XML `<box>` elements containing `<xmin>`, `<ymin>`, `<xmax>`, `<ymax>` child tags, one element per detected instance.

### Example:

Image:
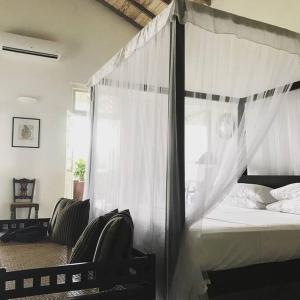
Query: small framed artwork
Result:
<box><xmin>12</xmin><ymin>117</ymin><xmax>40</xmax><ymax>148</ymax></box>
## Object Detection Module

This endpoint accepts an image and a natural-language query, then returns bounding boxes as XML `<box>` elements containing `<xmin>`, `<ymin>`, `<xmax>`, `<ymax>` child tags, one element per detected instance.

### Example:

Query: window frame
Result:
<box><xmin>72</xmin><ymin>87</ymin><xmax>90</xmax><ymax>115</ymax></box>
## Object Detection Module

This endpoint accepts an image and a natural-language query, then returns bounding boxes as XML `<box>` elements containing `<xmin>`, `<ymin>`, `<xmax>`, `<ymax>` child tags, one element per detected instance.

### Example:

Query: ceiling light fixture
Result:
<box><xmin>17</xmin><ymin>96</ymin><xmax>39</xmax><ymax>104</ymax></box>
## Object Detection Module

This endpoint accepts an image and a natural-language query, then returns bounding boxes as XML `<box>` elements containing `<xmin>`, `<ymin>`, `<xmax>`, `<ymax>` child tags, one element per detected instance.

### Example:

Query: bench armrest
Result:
<box><xmin>0</xmin><ymin>218</ymin><xmax>50</xmax><ymax>232</ymax></box>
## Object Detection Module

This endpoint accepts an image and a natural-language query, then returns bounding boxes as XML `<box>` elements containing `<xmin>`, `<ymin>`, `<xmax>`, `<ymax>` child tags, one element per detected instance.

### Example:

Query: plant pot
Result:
<box><xmin>73</xmin><ymin>180</ymin><xmax>84</xmax><ymax>201</ymax></box>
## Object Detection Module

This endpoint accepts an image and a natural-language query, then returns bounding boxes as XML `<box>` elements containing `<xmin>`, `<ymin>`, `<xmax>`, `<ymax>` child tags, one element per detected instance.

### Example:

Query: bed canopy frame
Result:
<box><xmin>88</xmin><ymin>1</ymin><xmax>300</xmax><ymax>299</ymax></box>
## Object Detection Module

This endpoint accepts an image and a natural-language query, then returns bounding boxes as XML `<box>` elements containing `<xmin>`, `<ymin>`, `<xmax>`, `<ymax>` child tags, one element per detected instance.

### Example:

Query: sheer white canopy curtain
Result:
<box><xmin>247</xmin><ymin>89</ymin><xmax>300</xmax><ymax>175</ymax></box>
<box><xmin>87</xmin><ymin>8</ymin><xmax>172</xmax><ymax>299</ymax></box>
<box><xmin>171</xmin><ymin>4</ymin><xmax>300</xmax><ymax>300</ymax></box>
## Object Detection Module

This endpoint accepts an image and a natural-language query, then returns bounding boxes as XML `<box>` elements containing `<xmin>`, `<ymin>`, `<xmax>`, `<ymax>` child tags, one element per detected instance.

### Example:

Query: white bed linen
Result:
<box><xmin>188</xmin><ymin>204</ymin><xmax>300</xmax><ymax>271</ymax></box>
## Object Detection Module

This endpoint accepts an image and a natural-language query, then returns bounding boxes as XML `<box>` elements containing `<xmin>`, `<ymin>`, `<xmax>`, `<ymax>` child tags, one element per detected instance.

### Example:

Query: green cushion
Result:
<box><xmin>48</xmin><ymin>198</ymin><xmax>74</xmax><ymax>235</ymax></box>
<box><xmin>93</xmin><ymin>210</ymin><xmax>133</xmax><ymax>263</ymax></box>
<box><xmin>51</xmin><ymin>199</ymin><xmax>90</xmax><ymax>247</ymax></box>
<box><xmin>69</xmin><ymin>209</ymin><xmax>118</xmax><ymax>263</ymax></box>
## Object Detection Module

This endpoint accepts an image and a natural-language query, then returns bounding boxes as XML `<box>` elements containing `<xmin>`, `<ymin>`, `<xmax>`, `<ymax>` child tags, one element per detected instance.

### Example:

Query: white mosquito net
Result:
<box><xmin>87</xmin><ymin>1</ymin><xmax>300</xmax><ymax>299</ymax></box>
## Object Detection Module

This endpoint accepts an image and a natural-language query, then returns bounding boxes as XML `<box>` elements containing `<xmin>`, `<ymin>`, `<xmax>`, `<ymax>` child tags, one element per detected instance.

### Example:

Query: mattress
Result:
<box><xmin>188</xmin><ymin>204</ymin><xmax>300</xmax><ymax>271</ymax></box>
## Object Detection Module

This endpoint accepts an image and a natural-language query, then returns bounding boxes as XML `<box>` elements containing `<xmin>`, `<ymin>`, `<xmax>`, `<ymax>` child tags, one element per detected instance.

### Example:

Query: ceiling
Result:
<box><xmin>96</xmin><ymin>0</ymin><xmax>211</xmax><ymax>29</ymax></box>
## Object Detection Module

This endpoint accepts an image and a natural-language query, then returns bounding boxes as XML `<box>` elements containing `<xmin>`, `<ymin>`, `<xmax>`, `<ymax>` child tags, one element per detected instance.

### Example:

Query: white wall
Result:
<box><xmin>0</xmin><ymin>0</ymin><xmax>137</xmax><ymax>219</ymax></box>
<box><xmin>212</xmin><ymin>0</ymin><xmax>300</xmax><ymax>33</ymax></box>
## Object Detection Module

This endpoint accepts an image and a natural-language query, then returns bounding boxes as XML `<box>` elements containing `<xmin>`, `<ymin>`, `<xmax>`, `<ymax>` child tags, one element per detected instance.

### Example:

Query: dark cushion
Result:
<box><xmin>69</xmin><ymin>209</ymin><xmax>118</xmax><ymax>264</ymax></box>
<box><xmin>93</xmin><ymin>210</ymin><xmax>133</xmax><ymax>263</ymax></box>
<box><xmin>15</xmin><ymin>225</ymin><xmax>48</xmax><ymax>243</ymax></box>
<box><xmin>48</xmin><ymin>198</ymin><xmax>74</xmax><ymax>235</ymax></box>
<box><xmin>51</xmin><ymin>199</ymin><xmax>90</xmax><ymax>247</ymax></box>
<box><xmin>0</xmin><ymin>229</ymin><xmax>17</xmax><ymax>243</ymax></box>
<box><xmin>0</xmin><ymin>225</ymin><xmax>47</xmax><ymax>243</ymax></box>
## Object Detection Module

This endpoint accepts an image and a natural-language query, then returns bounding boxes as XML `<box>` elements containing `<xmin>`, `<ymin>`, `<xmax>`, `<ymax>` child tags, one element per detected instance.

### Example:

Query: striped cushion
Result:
<box><xmin>93</xmin><ymin>210</ymin><xmax>133</xmax><ymax>263</ymax></box>
<box><xmin>48</xmin><ymin>198</ymin><xmax>74</xmax><ymax>235</ymax></box>
<box><xmin>51</xmin><ymin>199</ymin><xmax>90</xmax><ymax>247</ymax></box>
<box><xmin>69</xmin><ymin>209</ymin><xmax>118</xmax><ymax>263</ymax></box>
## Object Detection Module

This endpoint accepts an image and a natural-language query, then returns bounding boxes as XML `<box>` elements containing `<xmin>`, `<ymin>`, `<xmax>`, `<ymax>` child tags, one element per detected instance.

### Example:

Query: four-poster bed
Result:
<box><xmin>86</xmin><ymin>1</ymin><xmax>300</xmax><ymax>299</ymax></box>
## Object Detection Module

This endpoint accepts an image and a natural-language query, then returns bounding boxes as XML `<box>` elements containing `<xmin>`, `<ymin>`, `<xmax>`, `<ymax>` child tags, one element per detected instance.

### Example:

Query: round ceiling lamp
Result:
<box><xmin>17</xmin><ymin>96</ymin><xmax>39</xmax><ymax>104</ymax></box>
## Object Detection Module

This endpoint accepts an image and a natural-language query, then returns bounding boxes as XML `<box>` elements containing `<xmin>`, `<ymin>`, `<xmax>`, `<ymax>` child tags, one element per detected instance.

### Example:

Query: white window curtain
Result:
<box><xmin>171</xmin><ymin>18</ymin><xmax>300</xmax><ymax>300</ymax></box>
<box><xmin>247</xmin><ymin>89</ymin><xmax>300</xmax><ymax>175</ymax></box>
<box><xmin>87</xmin><ymin>23</ymin><xmax>171</xmax><ymax>300</ymax></box>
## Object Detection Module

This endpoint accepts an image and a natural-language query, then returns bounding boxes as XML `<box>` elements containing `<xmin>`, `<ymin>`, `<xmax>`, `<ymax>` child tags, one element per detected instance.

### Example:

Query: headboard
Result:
<box><xmin>238</xmin><ymin>171</ymin><xmax>300</xmax><ymax>189</ymax></box>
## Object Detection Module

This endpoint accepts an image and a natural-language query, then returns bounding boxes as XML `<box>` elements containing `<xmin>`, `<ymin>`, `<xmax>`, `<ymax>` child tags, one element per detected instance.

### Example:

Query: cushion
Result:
<box><xmin>225</xmin><ymin>183</ymin><xmax>276</xmax><ymax>205</ymax></box>
<box><xmin>15</xmin><ymin>225</ymin><xmax>48</xmax><ymax>243</ymax></box>
<box><xmin>93</xmin><ymin>210</ymin><xmax>133</xmax><ymax>263</ymax></box>
<box><xmin>270</xmin><ymin>183</ymin><xmax>300</xmax><ymax>201</ymax></box>
<box><xmin>0</xmin><ymin>229</ymin><xmax>18</xmax><ymax>243</ymax></box>
<box><xmin>266</xmin><ymin>198</ymin><xmax>300</xmax><ymax>215</ymax></box>
<box><xmin>0</xmin><ymin>225</ymin><xmax>47</xmax><ymax>243</ymax></box>
<box><xmin>51</xmin><ymin>199</ymin><xmax>90</xmax><ymax>247</ymax></box>
<box><xmin>48</xmin><ymin>198</ymin><xmax>75</xmax><ymax>235</ymax></box>
<box><xmin>69</xmin><ymin>209</ymin><xmax>118</xmax><ymax>263</ymax></box>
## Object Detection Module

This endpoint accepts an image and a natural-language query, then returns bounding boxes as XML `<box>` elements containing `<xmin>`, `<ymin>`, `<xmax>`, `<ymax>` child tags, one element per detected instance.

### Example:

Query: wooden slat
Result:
<box><xmin>127</xmin><ymin>0</ymin><xmax>156</xmax><ymax>19</ymax></box>
<box><xmin>96</xmin><ymin>0</ymin><xmax>143</xmax><ymax>29</ymax></box>
<box><xmin>140</xmin><ymin>0</ymin><xmax>167</xmax><ymax>17</ymax></box>
<box><xmin>96</xmin><ymin>0</ymin><xmax>170</xmax><ymax>29</ymax></box>
<box><xmin>97</xmin><ymin>0</ymin><xmax>211</xmax><ymax>30</ymax></box>
<box><xmin>189</xmin><ymin>0</ymin><xmax>211</xmax><ymax>5</ymax></box>
<box><xmin>108</xmin><ymin>0</ymin><xmax>151</xmax><ymax>28</ymax></box>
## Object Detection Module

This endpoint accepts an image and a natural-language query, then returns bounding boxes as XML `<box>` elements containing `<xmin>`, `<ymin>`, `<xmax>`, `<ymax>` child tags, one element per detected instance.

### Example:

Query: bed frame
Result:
<box><xmin>207</xmin><ymin>173</ymin><xmax>300</xmax><ymax>300</ymax></box>
<box><xmin>0</xmin><ymin>219</ymin><xmax>155</xmax><ymax>300</ymax></box>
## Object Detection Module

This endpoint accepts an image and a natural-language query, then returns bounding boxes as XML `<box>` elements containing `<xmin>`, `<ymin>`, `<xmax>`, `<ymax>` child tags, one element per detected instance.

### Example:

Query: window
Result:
<box><xmin>73</xmin><ymin>89</ymin><xmax>90</xmax><ymax>113</ymax></box>
<box><xmin>64</xmin><ymin>87</ymin><xmax>91</xmax><ymax>198</ymax></box>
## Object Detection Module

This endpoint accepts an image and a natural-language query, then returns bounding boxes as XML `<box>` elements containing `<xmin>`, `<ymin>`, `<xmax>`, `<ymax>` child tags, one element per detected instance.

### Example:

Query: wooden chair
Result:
<box><xmin>11</xmin><ymin>178</ymin><xmax>39</xmax><ymax>219</ymax></box>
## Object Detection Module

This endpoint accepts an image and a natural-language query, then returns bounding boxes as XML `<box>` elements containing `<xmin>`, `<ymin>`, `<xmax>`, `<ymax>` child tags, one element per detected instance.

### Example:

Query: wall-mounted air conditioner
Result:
<box><xmin>0</xmin><ymin>32</ymin><xmax>61</xmax><ymax>60</ymax></box>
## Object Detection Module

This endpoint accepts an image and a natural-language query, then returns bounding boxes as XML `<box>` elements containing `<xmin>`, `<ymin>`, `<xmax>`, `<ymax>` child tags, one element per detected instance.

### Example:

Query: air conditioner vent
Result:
<box><xmin>0</xmin><ymin>32</ymin><xmax>61</xmax><ymax>61</ymax></box>
<box><xmin>2</xmin><ymin>46</ymin><xmax>59</xmax><ymax>59</ymax></box>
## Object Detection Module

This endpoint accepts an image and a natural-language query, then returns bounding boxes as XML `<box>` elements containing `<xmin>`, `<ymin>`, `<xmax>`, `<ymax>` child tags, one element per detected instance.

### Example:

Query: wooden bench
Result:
<box><xmin>0</xmin><ymin>218</ymin><xmax>156</xmax><ymax>300</ymax></box>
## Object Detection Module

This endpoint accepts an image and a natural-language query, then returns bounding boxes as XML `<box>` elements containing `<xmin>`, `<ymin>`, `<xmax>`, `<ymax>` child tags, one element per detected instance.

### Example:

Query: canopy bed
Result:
<box><xmin>85</xmin><ymin>1</ymin><xmax>300</xmax><ymax>300</ymax></box>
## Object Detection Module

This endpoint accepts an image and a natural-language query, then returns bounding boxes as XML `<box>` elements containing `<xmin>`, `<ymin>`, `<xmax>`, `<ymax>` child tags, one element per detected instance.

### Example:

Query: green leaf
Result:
<box><xmin>74</xmin><ymin>158</ymin><xmax>86</xmax><ymax>182</ymax></box>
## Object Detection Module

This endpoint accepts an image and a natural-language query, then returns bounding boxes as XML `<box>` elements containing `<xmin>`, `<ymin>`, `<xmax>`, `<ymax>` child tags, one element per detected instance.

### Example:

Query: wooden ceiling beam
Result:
<box><xmin>126</xmin><ymin>0</ymin><xmax>156</xmax><ymax>19</ymax></box>
<box><xmin>96</xmin><ymin>0</ymin><xmax>143</xmax><ymax>30</ymax></box>
<box><xmin>161</xmin><ymin>0</ymin><xmax>211</xmax><ymax>4</ymax></box>
<box><xmin>189</xmin><ymin>0</ymin><xmax>212</xmax><ymax>5</ymax></box>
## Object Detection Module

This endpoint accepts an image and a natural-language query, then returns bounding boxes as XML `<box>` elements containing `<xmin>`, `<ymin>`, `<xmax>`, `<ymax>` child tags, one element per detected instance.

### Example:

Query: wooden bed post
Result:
<box><xmin>166</xmin><ymin>16</ymin><xmax>185</xmax><ymax>295</ymax></box>
<box><xmin>175</xmin><ymin>17</ymin><xmax>185</xmax><ymax>236</ymax></box>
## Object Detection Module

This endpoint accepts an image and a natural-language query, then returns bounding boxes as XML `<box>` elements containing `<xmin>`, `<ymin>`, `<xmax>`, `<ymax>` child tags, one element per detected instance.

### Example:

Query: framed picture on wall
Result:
<box><xmin>12</xmin><ymin>117</ymin><xmax>40</xmax><ymax>148</ymax></box>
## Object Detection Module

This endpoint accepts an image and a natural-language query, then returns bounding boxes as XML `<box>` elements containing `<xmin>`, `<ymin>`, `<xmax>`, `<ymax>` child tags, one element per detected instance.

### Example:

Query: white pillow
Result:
<box><xmin>223</xmin><ymin>196</ymin><xmax>266</xmax><ymax>209</ymax></box>
<box><xmin>270</xmin><ymin>183</ymin><xmax>300</xmax><ymax>201</ymax></box>
<box><xmin>266</xmin><ymin>198</ymin><xmax>300</xmax><ymax>215</ymax></box>
<box><xmin>228</xmin><ymin>183</ymin><xmax>276</xmax><ymax>205</ymax></box>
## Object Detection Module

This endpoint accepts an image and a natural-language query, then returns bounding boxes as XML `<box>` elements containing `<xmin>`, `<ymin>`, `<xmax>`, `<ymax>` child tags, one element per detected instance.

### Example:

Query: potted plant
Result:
<box><xmin>73</xmin><ymin>158</ymin><xmax>86</xmax><ymax>200</ymax></box>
